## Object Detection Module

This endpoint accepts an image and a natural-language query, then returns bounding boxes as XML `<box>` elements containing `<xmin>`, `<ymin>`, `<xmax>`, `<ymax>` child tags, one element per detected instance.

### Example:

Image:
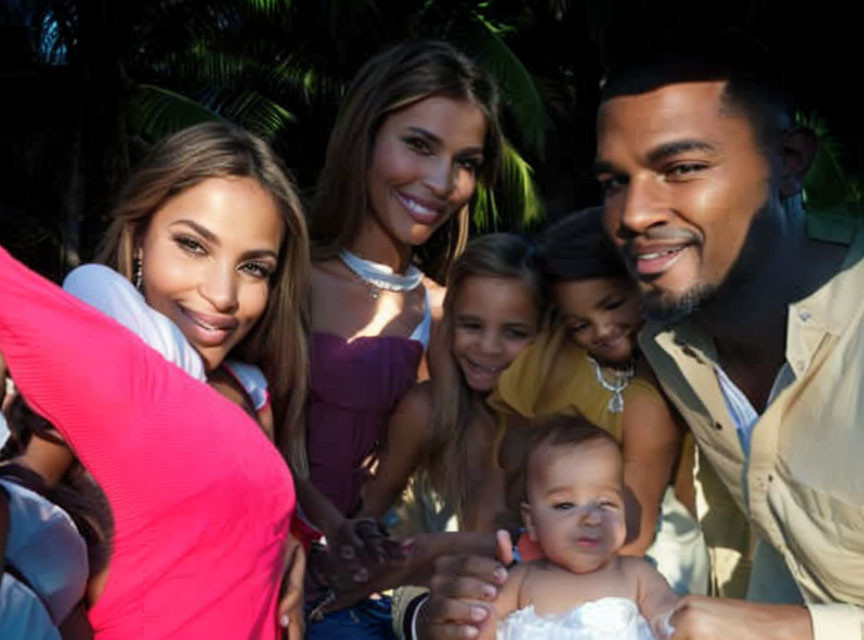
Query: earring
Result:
<box><xmin>133</xmin><ymin>256</ymin><xmax>143</xmax><ymax>291</ymax></box>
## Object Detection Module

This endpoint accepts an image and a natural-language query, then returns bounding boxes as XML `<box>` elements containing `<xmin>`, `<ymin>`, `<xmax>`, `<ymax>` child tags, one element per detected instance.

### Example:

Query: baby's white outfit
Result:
<box><xmin>497</xmin><ymin>597</ymin><xmax>655</xmax><ymax>640</ymax></box>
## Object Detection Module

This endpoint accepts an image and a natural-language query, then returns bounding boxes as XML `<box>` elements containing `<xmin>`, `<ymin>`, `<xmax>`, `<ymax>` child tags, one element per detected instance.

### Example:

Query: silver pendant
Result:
<box><xmin>608</xmin><ymin>392</ymin><xmax>624</xmax><ymax>413</ymax></box>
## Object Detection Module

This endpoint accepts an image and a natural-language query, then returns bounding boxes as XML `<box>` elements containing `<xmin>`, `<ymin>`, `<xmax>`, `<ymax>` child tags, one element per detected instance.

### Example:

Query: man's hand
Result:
<box><xmin>417</xmin><ymin>530</ymin><xmax>513</xmax><ymax>640</ymax></box>
<box><xmin>668</xmin><ymin>596</ymin><xmax>813</xmax><ymax>640</ymax></box>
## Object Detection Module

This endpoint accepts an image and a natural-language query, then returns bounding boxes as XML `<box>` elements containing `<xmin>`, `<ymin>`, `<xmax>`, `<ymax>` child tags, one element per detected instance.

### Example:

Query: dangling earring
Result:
<box><xmin>133</xmin><ymin>255</ymin><xmax>143</xmax><ymax>291</ymax></box>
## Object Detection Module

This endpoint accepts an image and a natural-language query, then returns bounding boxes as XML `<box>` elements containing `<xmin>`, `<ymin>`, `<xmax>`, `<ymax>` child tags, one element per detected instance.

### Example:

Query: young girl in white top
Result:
<box><xmin>493</xmin><ymin>416</ymin><xmax>678</xmax><ymax>640</ymax></box>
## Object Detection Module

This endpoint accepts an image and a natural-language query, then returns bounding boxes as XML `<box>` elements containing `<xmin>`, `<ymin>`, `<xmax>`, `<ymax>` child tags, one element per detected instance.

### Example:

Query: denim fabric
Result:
<box><xmin>306</xmin><ymin>596</ymin><xmax>397</xmax><ymax>640</ymax></box>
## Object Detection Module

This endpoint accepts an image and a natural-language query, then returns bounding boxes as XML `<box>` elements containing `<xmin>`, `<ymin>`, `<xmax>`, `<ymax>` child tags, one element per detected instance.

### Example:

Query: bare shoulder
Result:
<box><xmin>622</xmin><ymin>556</ymin><xmax>674</xmax><ymax>596</ymax></box>
<box><xmin>495</xmin><ymin>561</ymin><xmax>533</xmax><ymax>617</ymax></box>
<box><xmin>395</xmin><ymin>380</ymin><xmax>434</xmax><ymax>420</ymax></box>
<box><xmin>620</xmin><ymin>554</ymin><xmax>658</xmax><ymax>574</ymax></box>
<box><xmin>423</xmin><ymin>277</ymin><xmax>446</xmax><ymax>320</ymax></box>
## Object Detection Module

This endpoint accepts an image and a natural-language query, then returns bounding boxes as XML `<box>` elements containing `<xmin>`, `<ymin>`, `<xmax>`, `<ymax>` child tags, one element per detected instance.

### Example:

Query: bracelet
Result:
<box><xmin>407</xmin><ymin>593</ymin><xmax>430</xmax><ymax>640</ymax></box>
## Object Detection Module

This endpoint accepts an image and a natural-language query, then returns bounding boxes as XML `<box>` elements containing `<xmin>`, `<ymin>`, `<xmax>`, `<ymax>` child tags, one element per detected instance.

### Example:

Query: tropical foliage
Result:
<box><xmin>2</xmin><ymin>1</ymin><xmax>862</xmax><ymax>275</ymax></box>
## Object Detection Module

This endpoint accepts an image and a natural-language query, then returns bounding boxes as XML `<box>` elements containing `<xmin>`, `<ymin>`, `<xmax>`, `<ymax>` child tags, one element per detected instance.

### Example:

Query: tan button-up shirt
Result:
<box><xmin>639</xmin><ymin>214</ymin><xmax>864</xmax><ymax>639</ymax></box>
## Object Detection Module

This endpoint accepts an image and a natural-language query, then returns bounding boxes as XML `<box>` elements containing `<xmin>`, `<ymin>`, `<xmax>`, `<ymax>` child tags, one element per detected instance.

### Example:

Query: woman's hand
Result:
<box><xmin>330</xmin><ymin>517</ymin><xmax>409</xmax><ymax>573</ymax></box>
<box><xmin>324</xmin><ymin>535</ymin><xmax>418</xmax><ymax>612</ymax></box>
<box><xmin>310</xmin><ymin>518</ymin><xmax>412</xmax><ymax>599</ymax></box>
<box><xmin>278</xmin><ymin>532</ymin><xmax>306</xmax><ymax>640</ymax></box>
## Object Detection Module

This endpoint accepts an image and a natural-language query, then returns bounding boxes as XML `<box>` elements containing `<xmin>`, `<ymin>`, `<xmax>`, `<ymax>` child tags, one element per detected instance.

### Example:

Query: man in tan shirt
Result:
<box><xmin>416</xmin><ymin>39</ymin><xmax>863</xmax><ymax>640</ymax></box>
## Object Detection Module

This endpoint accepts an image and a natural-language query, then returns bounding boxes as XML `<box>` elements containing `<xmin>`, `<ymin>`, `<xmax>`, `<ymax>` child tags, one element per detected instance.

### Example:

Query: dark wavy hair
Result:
<box><xmin>1</xmin><ymin>396</ymin><xmax>114</xmax><ymax>577</ymax></box>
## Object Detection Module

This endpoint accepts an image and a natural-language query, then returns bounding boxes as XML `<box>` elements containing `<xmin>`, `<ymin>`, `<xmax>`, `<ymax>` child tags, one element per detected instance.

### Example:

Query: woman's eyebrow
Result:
<box><xmin>169</xmin><ymin>219</ymin><xmax>219</xmax><ymax>245</ymax></box>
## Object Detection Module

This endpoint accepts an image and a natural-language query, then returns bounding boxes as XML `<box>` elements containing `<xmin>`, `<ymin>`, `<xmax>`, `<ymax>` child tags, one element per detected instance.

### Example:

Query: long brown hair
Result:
<box><xmin>426</xmin><ymin>233</ymin><xmax>546</xmax><ymax>518</ymax></box>
<box><xmin>310</xmin><ymin>39</ymin><xmax>503</xmax><ymax>281</ymax></box>
<box><xmin>97</xmin><ymin>121</ymin><xmax>312</xmax><ymax>475</ymax></box>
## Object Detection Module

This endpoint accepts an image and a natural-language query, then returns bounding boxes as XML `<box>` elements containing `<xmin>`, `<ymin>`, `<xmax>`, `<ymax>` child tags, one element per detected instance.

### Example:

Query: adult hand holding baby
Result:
<box><xmin>418</xmin><ymin>530</ymin><xmax>513</xmax><ymax>640</ymax></box>
<box><xmin>664</xmin><ymin>596</ymin><xmax>813</xmax><ymax>640</ymax></box>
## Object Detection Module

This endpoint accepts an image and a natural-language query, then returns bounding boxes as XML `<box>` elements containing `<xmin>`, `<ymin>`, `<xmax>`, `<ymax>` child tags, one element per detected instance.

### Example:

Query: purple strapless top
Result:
<box><xmin>307</xmin><ymin>332</ymin><xmax>423</xmax><ymax>516</ymax></box>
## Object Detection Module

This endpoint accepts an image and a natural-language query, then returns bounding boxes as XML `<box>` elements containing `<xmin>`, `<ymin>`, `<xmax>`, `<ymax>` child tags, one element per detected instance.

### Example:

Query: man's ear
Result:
<box><xmin>778</xmin><ymin>127</ymin><xmax>819</xmax><ymax>199</ymax></box>
<box><xmin>521</xmin><ymin>502</ymin><xmax>538</xmax><ymax>542</ymax></box>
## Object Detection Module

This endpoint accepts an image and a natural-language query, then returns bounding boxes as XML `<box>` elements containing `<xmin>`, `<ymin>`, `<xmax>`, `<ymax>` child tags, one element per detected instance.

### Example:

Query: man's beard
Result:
<box><xmin>640</xmin><ymin>281</ymin><xmax>719</xmax><ymax>324</ymax></box>
<box><xmin>636</xmin><ymin>197</ymin><xmax>775</xmax><ymax>325</ymax></box>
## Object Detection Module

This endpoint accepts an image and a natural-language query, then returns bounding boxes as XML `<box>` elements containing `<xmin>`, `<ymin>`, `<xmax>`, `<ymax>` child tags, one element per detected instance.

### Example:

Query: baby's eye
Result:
<box><xmin>553</xmin><ymin>501</ymin><xmax>574</xmax><ymax>511</ymax></box>
<box><xmin>598</xmin><ymin>499</ymin><xmax>618</xmax><ymax>510</ymax></box>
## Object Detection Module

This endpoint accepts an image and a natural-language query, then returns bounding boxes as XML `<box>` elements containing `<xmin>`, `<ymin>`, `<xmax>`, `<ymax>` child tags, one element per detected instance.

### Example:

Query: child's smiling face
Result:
<box><xmin>450</xmin><ymin>275</ymin><xmax>539</xmax><ymax>393</ymax></box>
<box><xmin>522</xmin><ymin>437</ymin><xmax>627</xmax><ymax>574</ymax></box>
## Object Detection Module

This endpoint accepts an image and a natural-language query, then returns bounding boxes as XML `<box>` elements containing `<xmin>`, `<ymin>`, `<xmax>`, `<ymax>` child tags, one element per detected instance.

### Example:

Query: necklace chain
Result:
<box><xmin>339</xmin><ymin>249</ymin><xmax>423</xmax><ymax>300</ymax></box>
<box><xmin>586</xmin><ymin>355</ymin><xmax>635</xmax><ymax>413</ymax></box>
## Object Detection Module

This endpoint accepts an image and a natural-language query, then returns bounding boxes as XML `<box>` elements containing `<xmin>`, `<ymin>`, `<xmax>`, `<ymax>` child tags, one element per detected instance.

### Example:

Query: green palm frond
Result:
<box><xmin>268</xmin><ymin>54</ymin><xmax>346</xmax><ymax>105</ymax></box>
<box><xmin>129</xmin><ymin>84</ymin><xmax>224</xmax><ymax>142</ymax></box>
<box><xmin>243</xmin><ymin>0</ymin><xmax>292</xmax><ymax>14</ymax></box>
<box><xmin>473</xmin><ymin>140</ymin><xmax>544</xmax><ymax>231</ymax></box>
<box><xmin>129</xmin><ymin>83</ymin><xmax>298</xmax><ymax>143</ymax></box>
<box><xmin>223</xmin><ymin>90</ymin><xmax>297</xmax><ymax>140</ymax></box>
<box><xmin>472</xmin><ymin>13</ymin><xmax>547</xmax><ymax>157</ymax></box>
<box><xmin>797</xmin><ymin>111</ymin><xmax>864</xmax><ymax>216</ymax></box>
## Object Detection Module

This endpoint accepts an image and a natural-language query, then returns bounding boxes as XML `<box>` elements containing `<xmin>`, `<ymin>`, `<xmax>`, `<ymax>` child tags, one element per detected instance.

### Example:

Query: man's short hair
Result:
<box><xmin>600</xmin><ymin>32</ymin><xmax>794</xmax><ymax>151</ymax></box>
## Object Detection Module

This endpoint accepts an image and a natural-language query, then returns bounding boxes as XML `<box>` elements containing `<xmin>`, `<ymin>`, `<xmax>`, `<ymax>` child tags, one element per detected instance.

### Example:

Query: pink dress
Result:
<box><xmin>0</xmin><ymin>247</ymin><xmax>295</xmax><ymax>639</ymax></box>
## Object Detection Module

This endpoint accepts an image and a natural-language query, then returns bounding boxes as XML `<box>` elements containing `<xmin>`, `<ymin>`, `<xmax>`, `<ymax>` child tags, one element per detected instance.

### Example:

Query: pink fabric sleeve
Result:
<box><xmin>0</xmin><ymin>246</ymin><xmax>227</xmax><ymax>518</ymax></box>
<box><xmin>0</xmin><ymin>246</ymin><xmax>295</xmax><ymax>639</ymax></box>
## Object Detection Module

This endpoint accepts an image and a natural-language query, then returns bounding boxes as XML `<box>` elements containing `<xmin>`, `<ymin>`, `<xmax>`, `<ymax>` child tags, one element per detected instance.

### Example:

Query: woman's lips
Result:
<box><xmin>395</xmin><ymin>191</ymin><xmax>444</xmax><ymax>225</ymax></box>
<box><xmin>179</xmin><ymin>306</ymin><xmax>238</xmax><ymax>347</ymax></box>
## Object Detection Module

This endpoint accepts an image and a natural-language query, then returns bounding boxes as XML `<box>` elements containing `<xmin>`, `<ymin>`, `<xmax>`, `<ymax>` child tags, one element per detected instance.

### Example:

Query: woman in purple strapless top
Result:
<box><xmin>297</xmin><ymin>40</ymin><xmax>504</xmax><ymax>638</ymax></box>
<box><xmin>307</xmin><ymin>331</ymin><xmax>425</xmax><ymax>518</ymax></box>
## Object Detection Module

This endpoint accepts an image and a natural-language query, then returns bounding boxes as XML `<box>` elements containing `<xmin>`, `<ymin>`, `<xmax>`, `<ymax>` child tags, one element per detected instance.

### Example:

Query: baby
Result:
<box><xmin>493</xmin><ymin>416</ymin><xmax>678</xmax><ymax>639</ymax></box>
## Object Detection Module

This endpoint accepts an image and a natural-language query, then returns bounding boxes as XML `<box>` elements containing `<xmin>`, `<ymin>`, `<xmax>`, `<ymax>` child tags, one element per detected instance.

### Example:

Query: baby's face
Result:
<box><xmin>523</xmin><ymin>438</ymin><xmax>627</xmax><ymax>573</ymax></box>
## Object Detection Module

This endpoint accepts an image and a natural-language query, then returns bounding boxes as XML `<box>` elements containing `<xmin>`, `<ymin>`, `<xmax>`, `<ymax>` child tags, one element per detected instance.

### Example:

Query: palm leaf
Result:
<box><xmin>471</xmin><ymin>13</ymin><xmax>547</xmax><ymax>157</ymax></box>
<box><xmin>129</xmin><ymin>84</ymin><xmax>224</xmax><ymax>142</ymax></box>
<box><xmin>473</xmin><ymin>140</ymin><xmax>544</xmax><ymax>231</ymax></box>
<box><xmin>797</xmin><ymin>111</ymin><xmax>864</xmax><ymax>216</ymax></box>
<box><xmin>223</xmin><ymin>90</ymin><xmax>297</xmax><ymax>140</ymax></box>
<box><xmin>243</xmin><ymin>0</ymin><xmax>292</xmax><ymax>14</ymax></box>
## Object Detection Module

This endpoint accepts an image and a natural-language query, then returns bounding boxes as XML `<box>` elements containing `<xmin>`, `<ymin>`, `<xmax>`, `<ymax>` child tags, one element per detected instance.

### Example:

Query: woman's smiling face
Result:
<box><xmin>365</xmin><ymin>95</ymin><xmax>487</xmax><ymax>248</ymax></box>
<box><xmin>138</xmin><ymin>176</ymin><xmax>284</xmax><ymax>371</ymax></box>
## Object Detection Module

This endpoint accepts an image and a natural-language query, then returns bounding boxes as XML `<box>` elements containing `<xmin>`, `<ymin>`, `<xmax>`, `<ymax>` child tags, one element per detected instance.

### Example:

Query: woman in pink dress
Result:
<box><xmin>0</xmin><ymin>121</ymin><xmax>310</xmax><ymax>639</ymax></box>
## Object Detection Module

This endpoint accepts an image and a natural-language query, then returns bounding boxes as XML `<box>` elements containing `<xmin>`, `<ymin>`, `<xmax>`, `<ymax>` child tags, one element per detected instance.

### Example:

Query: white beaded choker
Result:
<box><xmin>339</xmin><ymin>249</ymin><xmax>424</xmax><ymax>299</ymax></box>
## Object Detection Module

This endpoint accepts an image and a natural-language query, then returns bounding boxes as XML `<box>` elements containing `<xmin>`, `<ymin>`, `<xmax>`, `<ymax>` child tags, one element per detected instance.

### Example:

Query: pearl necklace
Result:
<box><xmin>586</xmin><ymin>354</ymin><xmax>635</xmax><ymax>413</ymax></box>
<box><xmin>339</xmin><ymin>249</ymin><xmax>424</xmax><ymax>299</ymax></box>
